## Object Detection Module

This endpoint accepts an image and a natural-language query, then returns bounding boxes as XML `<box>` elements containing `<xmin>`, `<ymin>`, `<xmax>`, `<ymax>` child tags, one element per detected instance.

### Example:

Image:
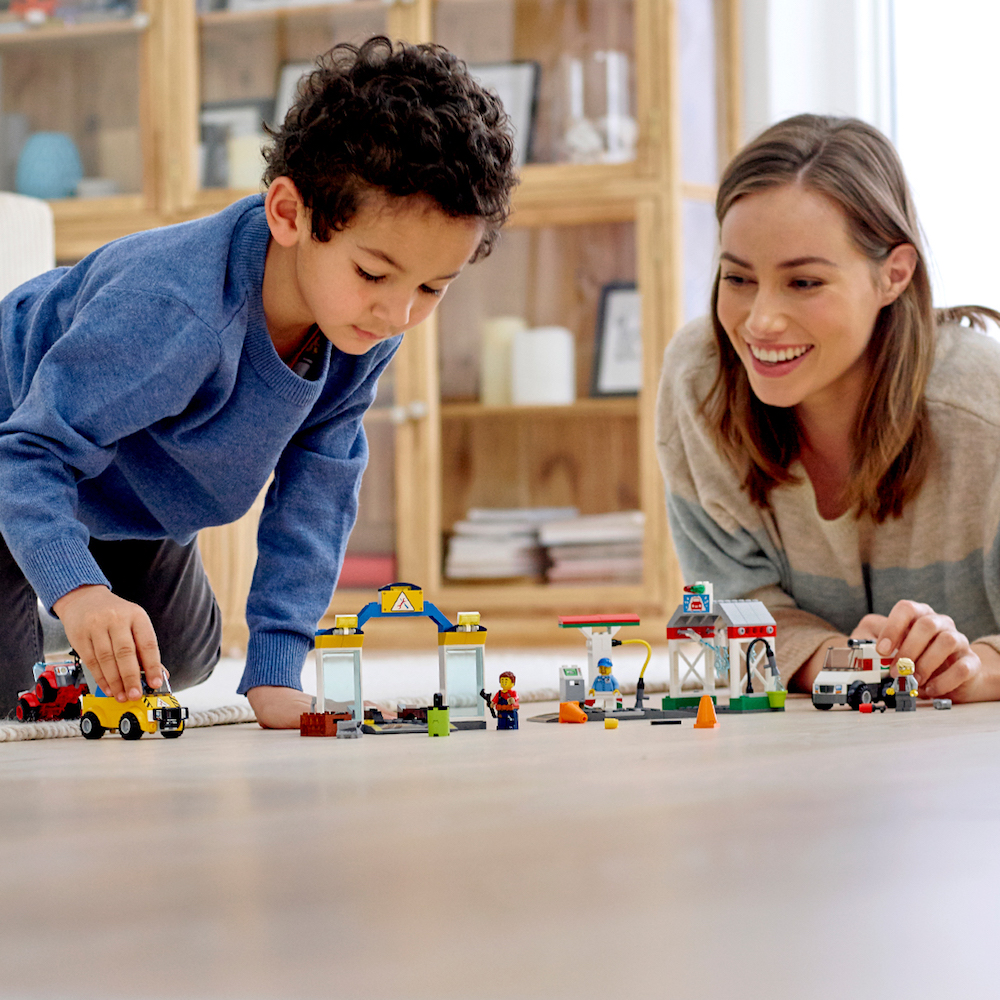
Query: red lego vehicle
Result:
<box><xmin>16</xmin><ymin>654</ymin><xmax>90</xmax><ymax>723</ymax></box>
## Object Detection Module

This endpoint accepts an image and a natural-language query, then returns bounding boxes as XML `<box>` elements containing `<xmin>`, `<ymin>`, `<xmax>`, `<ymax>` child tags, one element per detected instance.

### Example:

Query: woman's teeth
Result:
<box><xmin>749</xmin><ymin>343</ymin><xmax>810</xmax><ymax>363</ymax></box>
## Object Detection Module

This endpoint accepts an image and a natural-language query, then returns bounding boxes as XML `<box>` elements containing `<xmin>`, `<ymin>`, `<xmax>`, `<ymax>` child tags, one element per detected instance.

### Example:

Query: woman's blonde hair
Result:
<box><xmin>702</xmin><ymin>114</ymin><xmax>998</xmax><ymax>522</ymax></box>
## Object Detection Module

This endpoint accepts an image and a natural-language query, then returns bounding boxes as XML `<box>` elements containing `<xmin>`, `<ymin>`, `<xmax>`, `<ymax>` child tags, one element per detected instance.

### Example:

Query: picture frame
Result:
<box><xmin>591</xmin><ymin>282</ymin><xmax>642</xmax><ymax>397</ymax></box>
<box><xmin>199</xmin><ymin>99</ymin><xmax>271</xmax><ymax>189</ymax></box>
<box><xmin>468</xmin><ymin>61</ymin><xmax>540</xmax><ymax>168</ymax></box>
<box><xmin>273</xmin><ymin>61</ymin><xmax>315</xmax><ymax>131</ymax></box>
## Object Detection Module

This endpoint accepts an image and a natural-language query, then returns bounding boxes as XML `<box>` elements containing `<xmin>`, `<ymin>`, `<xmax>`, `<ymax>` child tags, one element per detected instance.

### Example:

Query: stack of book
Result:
<box><xmin>540</xmin><ymin>511</ymin><xmax>645</xmax><ymax>584</ymax></box>
<box><xmin>444</xmin><ymin>507</ymin><xmax>577</xmax><ymax>581</ymax></box>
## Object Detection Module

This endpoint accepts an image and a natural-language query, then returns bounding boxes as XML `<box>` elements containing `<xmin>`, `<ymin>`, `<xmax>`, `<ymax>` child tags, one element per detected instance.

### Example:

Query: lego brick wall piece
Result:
<box><xmin>300</xmin><ymin>712</ymin><xmax>351</xmax><ymax>737</ymax></box>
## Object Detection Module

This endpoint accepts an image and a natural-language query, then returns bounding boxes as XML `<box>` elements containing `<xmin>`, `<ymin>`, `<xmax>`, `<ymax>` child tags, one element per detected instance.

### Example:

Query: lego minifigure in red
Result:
<box><xmin>491</xmin><ymin>671</ymin><xmax>520</xmax><ymax>730</ymax></box>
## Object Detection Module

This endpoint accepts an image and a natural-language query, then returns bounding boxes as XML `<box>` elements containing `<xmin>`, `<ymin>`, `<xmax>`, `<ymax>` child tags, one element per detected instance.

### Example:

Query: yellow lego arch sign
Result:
<box><xmin>380</xmin><ymin>583</ymin><xmax>424</xmax><ymax>614</ymax></box>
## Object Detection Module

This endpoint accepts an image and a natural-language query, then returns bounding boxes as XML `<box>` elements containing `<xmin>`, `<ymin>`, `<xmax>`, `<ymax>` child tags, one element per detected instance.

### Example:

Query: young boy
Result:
<box><xmin>0</xmin><ymin>37</ymin><xmax>517</xmax><ymax>728</ymax></box>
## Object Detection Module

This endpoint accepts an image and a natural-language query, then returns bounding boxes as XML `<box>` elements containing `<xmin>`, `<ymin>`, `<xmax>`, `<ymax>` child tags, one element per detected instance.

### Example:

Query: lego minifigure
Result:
<box><xmin>588</xmin><ymin>657</ymin><xmax>621</xmax><ymax>713</ymax></box>
<box><xmin>491</xmin><ymin>671</ymin><xmax>520</xmax><ymax>730</ymax></box>
<box><xmin>889</xmin><ymin>657</ymin><xmax>918</xmax><ymax>711</ymax></box>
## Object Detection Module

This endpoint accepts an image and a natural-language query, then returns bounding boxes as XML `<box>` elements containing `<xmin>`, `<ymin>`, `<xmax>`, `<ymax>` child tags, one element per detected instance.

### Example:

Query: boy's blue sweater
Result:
<box><xmin>0</xmin><ymin>195</ymin><xmax>400</xmax><ymax>694</ymax></box>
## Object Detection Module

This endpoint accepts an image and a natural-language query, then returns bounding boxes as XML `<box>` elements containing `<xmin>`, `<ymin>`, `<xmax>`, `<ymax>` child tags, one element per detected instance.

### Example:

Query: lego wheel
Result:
<box><xmin>37</xmin><ymin>676</ymin><xmax>56</xmax><ymax>703</ymax></box>
<box><xmin>80</xmin><ymin>712</ymin><xmax>105</xmax><ymax>739</ymax></box>
<box><xmin>846</xmin><ymin>681</ymin><xmax>871</xmax><ymax>711</ymax></box>
<box><xmin>118</xmin><ymin>712</ymin><xmax>143</xmax><ymax>740</ymax></box>
<box><xmin>161</xmin><ymin>723</ymin><xmax>184</xmax><ymax>739</ymax></box>
<box><xmin>62</xmin><ymin>700</ymin><xmax>82</xmax><ymax>720</ymax></box>
<box><xmin>813</xmin><ymin>701</ymin><xmax>832</xmax><ymax>710</ymax></box>
<box><xmin>16</xmin><ymin>698</ymin><xmax>39</xmax><ymax>723</ymax></box>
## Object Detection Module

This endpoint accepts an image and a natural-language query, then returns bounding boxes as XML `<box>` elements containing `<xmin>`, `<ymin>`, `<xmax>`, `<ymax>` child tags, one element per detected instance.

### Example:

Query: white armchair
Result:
<box><xmin>0</xmin><ymin>192</ymin><xmax>55</xmax><ymax>299</ymax></box>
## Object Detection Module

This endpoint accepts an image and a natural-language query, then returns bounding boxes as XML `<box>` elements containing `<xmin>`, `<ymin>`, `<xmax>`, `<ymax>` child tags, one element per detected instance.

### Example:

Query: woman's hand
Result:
<box><xmin>871</xmin><ymin>600</ymin><xmax>1000</xmax><ymax>701</ymax></box>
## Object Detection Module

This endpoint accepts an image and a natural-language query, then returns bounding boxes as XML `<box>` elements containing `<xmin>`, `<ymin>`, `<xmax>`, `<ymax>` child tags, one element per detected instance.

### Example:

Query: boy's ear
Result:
<box><xmin>265</xmin><ymin>176</ymin><xmax>308</xmax><ymax>248</ymax></box>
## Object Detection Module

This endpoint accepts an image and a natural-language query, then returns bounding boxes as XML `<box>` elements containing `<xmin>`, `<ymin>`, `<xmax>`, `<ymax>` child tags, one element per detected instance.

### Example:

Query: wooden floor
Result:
<box><xmin>3</xmin><ymin>695</ymin><xmax>1000</xmax><ymax>999</ymax></box>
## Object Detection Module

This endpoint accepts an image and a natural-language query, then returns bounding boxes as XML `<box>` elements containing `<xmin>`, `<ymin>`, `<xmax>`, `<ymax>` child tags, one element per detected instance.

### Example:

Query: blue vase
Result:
<box><xmin>16</xmin><ymin>132</ymin><xmax>84</xmax><ymax>200</ymax></box>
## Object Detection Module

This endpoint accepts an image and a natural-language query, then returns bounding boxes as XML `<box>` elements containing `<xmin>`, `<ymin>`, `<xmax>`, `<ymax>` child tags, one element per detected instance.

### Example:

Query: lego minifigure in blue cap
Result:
<box><xmin>589</xmin><ymin>657</ymin><xmax>621</xmax><ymax>713</ymax></box>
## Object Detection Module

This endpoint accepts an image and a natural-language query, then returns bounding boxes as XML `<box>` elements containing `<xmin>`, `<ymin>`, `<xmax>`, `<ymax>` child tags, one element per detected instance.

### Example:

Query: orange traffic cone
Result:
<box><xmin>559</xmin><ymin>701</ymin><xmax>588</xmax><ymax>724</ymax></box>
<box><xmin>693</xmin><ymin>694</ymin><xmax>719</xmax><ymax>729</ymax></box>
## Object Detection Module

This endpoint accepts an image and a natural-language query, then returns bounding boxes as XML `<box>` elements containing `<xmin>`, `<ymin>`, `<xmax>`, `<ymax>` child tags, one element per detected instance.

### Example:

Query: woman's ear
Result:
<box><xmin>880</xmin><ymin>243</ymin><xmax>918</xmax><ymax>306</ymax></box>
<box><xmin>264</xmin><ymin>176</ymin><xmax>308</xmax><ymax>248</ymax></box>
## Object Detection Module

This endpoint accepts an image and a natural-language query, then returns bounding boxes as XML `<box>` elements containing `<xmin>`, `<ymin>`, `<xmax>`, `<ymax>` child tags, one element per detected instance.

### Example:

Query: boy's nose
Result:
<box><xmin>374</xmin><ymin>293</ymin><xmax>413</xmax><ymax>330</ymax></box>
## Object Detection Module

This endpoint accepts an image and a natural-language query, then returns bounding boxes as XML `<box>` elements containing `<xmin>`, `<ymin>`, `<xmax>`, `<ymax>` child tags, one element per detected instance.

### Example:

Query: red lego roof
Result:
<box><xmin>558</xmin><ymin>614</ymin><xmax>641</xmax><ymax>628</ymax></box>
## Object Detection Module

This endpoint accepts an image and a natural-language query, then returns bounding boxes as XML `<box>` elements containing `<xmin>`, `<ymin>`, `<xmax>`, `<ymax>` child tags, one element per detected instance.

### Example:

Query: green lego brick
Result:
<box><xmin>427</xmin><ymin>706</ymin><xmax>450</xmax><ymax>737</ymax></box>
<box><xmin>727</xmin><ymin>693</ymin><xmax>775</xmax><ymax>713</ymax></box>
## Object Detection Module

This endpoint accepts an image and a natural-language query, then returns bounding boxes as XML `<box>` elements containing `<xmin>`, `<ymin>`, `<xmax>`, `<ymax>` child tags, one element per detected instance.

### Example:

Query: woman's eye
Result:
<box><xmin>791</xmin><ymin>278</ymin><xmax>822</xmax><ymax>289</ymax></box>
<box><xmin>356</xmin><ymin>266</ymin><xmax>386</xmax><ymax>283</ymax></box>
<box><xmin>420</xmin><ymin>285</ymin><xmax>444</xmax><ymax>297</ymax></box>
<box><xmin>722</xmin><ymin>273</ymin><xmax>752</xmax><ymax>286</ymax></box>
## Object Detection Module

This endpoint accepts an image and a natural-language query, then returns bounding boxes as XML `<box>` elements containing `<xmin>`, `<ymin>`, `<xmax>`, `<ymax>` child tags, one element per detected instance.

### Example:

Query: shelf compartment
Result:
<box><xmin>437</xmin><ymin>219</ymin><xmax>637</xmax><ymax>404</ymax></box>
<box><xmin>440</xmin><ymin>413</ymin><xmax>639</xmax><ymax>532</ymax></box>
<box><xmin>435</xmin><ymin>0</ymin><xmax>638</xmax><ymax>167</ymax></box>
<box><xmin>1</xmin><ymin>21</ymin><xmax>146</xmax><ymax>211</ymax></box>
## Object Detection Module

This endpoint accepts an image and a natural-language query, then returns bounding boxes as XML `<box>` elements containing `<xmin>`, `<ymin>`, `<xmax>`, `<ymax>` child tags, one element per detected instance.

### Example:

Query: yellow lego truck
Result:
<box><xmin>80</xmin><ymin>677</ymin><xmax>189</xmax><ymax>740</ymax></box>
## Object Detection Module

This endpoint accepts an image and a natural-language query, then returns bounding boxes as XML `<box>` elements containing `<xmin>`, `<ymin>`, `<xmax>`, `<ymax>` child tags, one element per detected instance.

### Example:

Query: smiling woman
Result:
<box><xmin>656</xmin><ymin>114</ymin><xmax>1000</xmax><ymax>704</ymax></box>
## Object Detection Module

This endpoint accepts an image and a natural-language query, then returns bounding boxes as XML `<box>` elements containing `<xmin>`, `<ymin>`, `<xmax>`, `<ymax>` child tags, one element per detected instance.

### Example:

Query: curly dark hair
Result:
<box><xmin>263</xmin><ymin>36</ymin><xmax>518</xmax><ymax>261</ymax></box>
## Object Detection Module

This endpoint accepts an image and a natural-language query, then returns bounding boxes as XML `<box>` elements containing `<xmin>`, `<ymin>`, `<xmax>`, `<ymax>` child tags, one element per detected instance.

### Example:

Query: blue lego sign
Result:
<box><xmin>683</xmin><ymin>592</ymin><xmax>711</xmax><ymax>614</ymax></box>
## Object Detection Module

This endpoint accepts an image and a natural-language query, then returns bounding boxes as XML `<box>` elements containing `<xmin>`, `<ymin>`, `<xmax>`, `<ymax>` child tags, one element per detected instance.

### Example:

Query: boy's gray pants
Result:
<box><xmin>0</xmin><ymin>533</ymin><xmax>221</xmax><ymax>718</ymax></box>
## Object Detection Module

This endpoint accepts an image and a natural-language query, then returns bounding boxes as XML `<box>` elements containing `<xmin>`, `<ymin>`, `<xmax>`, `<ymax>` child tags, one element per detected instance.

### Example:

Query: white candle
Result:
<box><xmin>479</xmin><ymin>316</ymin><xmax>526</xmax><ymax>406</ymax></box>
<box><xmin>511</xmin><ymin>326</ymin><xmax>576</xmax><ymax>405</ymax></box>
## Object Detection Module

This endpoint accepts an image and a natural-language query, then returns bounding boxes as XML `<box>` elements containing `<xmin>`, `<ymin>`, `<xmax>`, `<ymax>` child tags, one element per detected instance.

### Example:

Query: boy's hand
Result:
<box><xmin>247</xmin><ymin>686</ymin><xmax>314</xmax><ymax>729</ymax></box>
<box><xmin>873</xmin><ymin>600</ymin><xmax>981</xmax><ymax>698</ymax></box>
<box><xmin>53</xmin><ymin>584</ymin><xmax>164</xmax><ymax>701</ymax></box>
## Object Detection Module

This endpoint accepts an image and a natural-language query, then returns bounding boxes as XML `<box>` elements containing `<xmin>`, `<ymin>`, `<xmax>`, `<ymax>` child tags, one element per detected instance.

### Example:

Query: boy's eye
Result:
<box><xmin>356</xmin><ymin>265</ymin><xmax>387</xmax><ymax>283</ymax></box>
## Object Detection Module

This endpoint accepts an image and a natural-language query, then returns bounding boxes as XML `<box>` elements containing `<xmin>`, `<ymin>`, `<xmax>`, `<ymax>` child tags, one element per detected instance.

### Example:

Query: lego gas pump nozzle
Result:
<box><xmin>612</xmin><ymin>638</ymin><xmax>652</xmax><ymax>710</ymax></box>
<box><xmin>479</xmin><ymin>688</ymin><xmax>497</xmax><ymax>719</ymax></box>
<box><xmin>744</xmin><ymin>638</ymin><xmax>778</xmax><ymax>695</ymax></box>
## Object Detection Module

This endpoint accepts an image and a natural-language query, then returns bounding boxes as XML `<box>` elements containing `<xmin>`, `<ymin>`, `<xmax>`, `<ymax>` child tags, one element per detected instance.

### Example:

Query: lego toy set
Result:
<box><xmin>15</xmin><ymin>579</ymin><xmax>935</xmax><ymax>746</ymax></box>
<box><xmin>533</xmin><ymin>582</ymin><xmax>787</xmax><ymax>725</ymax></box>
<box><xmin>302</xmin><ymin>582</ymin><xmax>488</xmax><ymax>737</ymax></box>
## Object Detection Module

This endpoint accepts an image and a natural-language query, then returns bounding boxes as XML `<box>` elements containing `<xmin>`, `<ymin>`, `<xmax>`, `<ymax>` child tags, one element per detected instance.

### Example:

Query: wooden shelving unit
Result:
<box><xmin>13</xmin><ymin>0</ymin><xmax>740</xmax><ymax>651</ymax></box>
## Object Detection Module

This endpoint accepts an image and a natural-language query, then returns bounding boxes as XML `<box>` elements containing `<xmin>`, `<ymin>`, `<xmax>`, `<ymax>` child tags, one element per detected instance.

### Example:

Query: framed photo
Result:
<box><xmin>469</xmin><ymin>61</ymin><xmax>540</xmax><ymax>168</ymax></box>
<box><xmin>273</xmin><ymin>61</ymin><xmax>315</xmax><ymax>130</ymax></box>
<box><xmin>199</xmin><ymin>99</ymin><xmax>271</xmax><ymax>189</ymax></box>
<box><xmin>592</xmin><ymin>282</ymin><xmax>642</xmax><ymax>396</ymax></box>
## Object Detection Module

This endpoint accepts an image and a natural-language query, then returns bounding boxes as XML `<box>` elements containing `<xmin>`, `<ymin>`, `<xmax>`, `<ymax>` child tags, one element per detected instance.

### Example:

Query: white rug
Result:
<box><xmin>192</xmin><ymin>646</ymin><xmax>672</xmax><ymax>711</ymax></box>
